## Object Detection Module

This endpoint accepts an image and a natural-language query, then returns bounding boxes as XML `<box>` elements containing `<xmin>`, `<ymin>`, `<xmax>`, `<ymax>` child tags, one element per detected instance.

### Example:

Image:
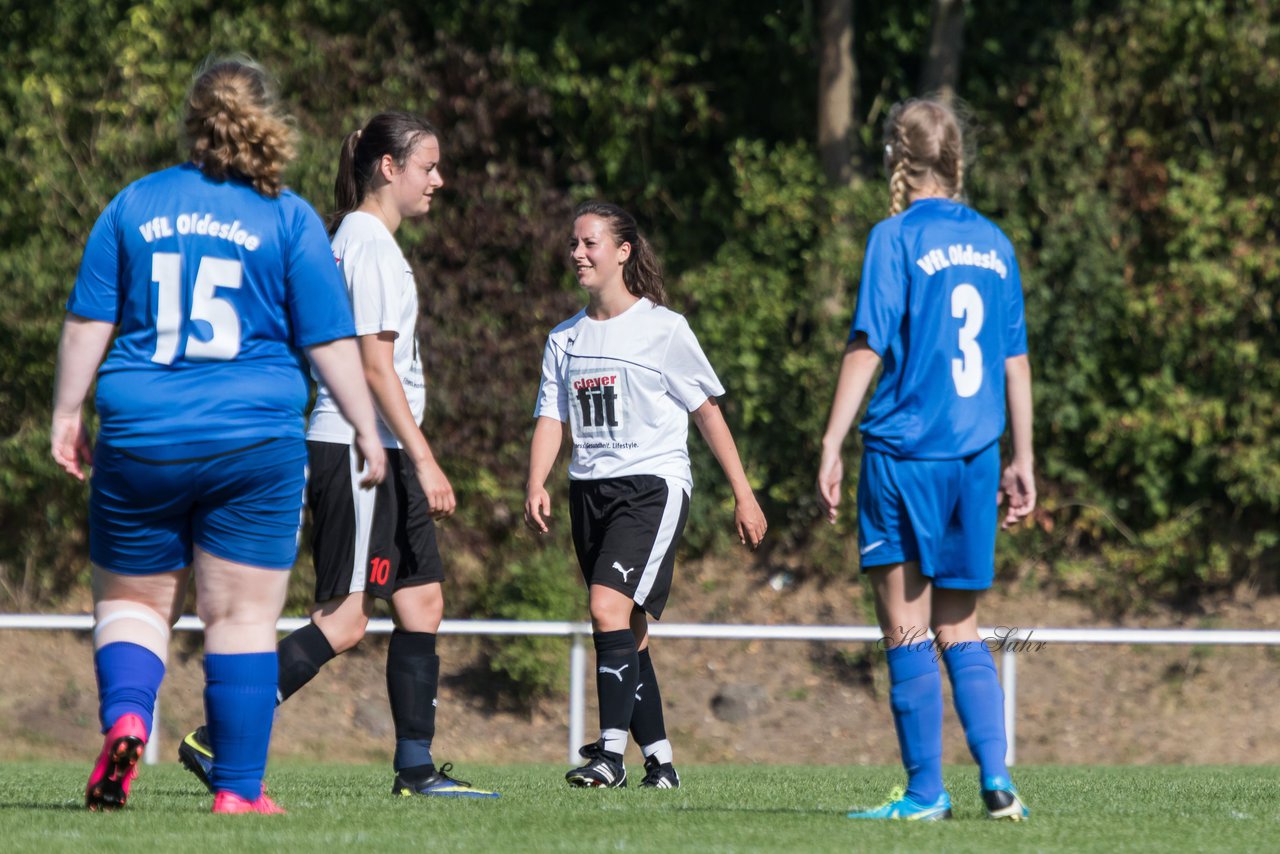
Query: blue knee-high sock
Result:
<box><xmin>885</xmin><ymin>644</ymin><xmax>944</xmax><ymax>803</ymax></box>
<box><xmin>94</xmin><ymin>642</ymin><xmax>166</xmax><ymax>736</ymax></box>
<box><xmin>204</xmin><ymin>652</ymin><xmax>277</xmax><ymax>801</ymax></box>
<box><xmin>942</xmin><ymin>642</ymin><xmax>1009</xmax><ymax>783</ymax></box>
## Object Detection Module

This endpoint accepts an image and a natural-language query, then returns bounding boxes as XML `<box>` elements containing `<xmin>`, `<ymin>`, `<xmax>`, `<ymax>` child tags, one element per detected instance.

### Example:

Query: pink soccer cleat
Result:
<box><xmin>212</xmin><ymin>789</ymin><xmax>286</xmax><ymax>815</ymax></box>
<box><xmin>85</xmin><ymin>713</ymin><xmax>148</xmax><ymax>811</ymax></box>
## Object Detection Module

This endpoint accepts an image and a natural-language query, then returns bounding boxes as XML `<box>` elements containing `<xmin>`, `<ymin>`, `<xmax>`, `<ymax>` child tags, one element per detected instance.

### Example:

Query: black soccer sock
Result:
<box><xmin>593</xmin><ymin>629</ymin><xmax>639</xmax><ymax>759</ymax></box>
<box><xmin>387</xmin><ymin>629</ymin><xmax>439</xmax><ymax>775</ymax></box>
<box><xmin>276</xmin><ymin>622</ymin><xmax>337</xmax><ymax>705</ymax></box>
<box><xmin>631</xmin><ymin>647</ymin><xmax>672</xmax><ymax>764</ymax></box>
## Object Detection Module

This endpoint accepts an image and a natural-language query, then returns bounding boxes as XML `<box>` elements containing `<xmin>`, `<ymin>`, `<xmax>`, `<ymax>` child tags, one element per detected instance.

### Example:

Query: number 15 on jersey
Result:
<box><xmin>151</xmin><ymin>253</ymin><xmax>244</xmax><ymax>365</ymax></box>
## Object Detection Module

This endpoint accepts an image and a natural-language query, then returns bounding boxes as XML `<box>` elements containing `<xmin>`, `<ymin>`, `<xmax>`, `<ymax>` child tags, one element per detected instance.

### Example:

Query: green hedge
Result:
<box><xmin>2</xmin><ymin>3</ymin><xmax>1277</xmax><ymax>694</ymax></box>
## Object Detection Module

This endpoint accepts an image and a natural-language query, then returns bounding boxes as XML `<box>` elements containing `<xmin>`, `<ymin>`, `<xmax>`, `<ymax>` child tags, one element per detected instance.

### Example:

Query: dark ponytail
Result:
<box><xmin>573</xmin><ymin>201</ymin><xmax>667</xmax><ymax>305</ymax></box>
<box><xmin>329</xmin><ymin>111</ymin><xmax>438</xmax><ymax>234</ymax></box>
<box><xmin>332</xmin><ymin>129</ymin><xmax>363</xmax><ymax>227</ymax></box>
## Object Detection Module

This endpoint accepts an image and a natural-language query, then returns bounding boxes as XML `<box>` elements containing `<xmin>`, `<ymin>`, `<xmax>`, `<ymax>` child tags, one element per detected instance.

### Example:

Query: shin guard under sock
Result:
<box><xmin>593</xmin><ymin>629</ymin><xmax>639</xmax><ymax>758</ymax></box>
<box><xmin>886</xmin><ymin>643</ymin><xmax>944</xmax><ymax>803</ymax></box>
<box><xmin>94</xmin><ymin>642</ymin><xmax>165</xmax><ymax>737</ymax></box>
<box><xmin>276</xmin><ymin>621</ymin><xmax>337</xmax><ymax>704</ymax></box>
<box><xmin>631</xmin><ymin>647</ymin><xmax>672</xmax><ymax>764</ymax></box>
<box><xmin>387</xmin><ymin>630</ymin><xmax>439</xmax><ymax>774</ymax></box>
<box><xmin>942</xmin><ymin>641</ymin><xmax>1009</xmax><ymax>782</ymax></box>
<box><xmin>204</xmin><ymin>651</ymin><xmax>278</xmax><ymax>801</ymax></box>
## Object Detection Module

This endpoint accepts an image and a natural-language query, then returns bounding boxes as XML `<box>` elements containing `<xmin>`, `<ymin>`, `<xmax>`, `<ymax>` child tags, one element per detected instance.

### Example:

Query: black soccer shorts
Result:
<box><xmin>306</xmin><ymin>441</ymin><xmax>445</xmax><ymax>603</ymax></box>
<box><xmin>569</xmin><ymin>474</ymin><xmax>689</xmax><ymax>619</ymax></box>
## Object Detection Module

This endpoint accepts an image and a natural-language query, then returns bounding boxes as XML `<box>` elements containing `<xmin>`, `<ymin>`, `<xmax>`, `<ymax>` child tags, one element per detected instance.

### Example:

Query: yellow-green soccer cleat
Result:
<box><xmin>392</xmin><ymin>763</ymin><xmax>500</xmax><ymax>798</ymax></box>
<box><xmin>177</xmin><ymin>726</ymin><xmax>216</xmax><ymax>793</ymax></box>
<box><xmin>846</xmin><ymin>786</ymin><xmax>953</xmax><ymax>820</ymax></box>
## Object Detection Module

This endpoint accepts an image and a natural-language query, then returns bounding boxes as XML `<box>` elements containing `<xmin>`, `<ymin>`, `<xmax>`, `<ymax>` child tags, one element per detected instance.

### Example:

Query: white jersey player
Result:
<box><xmin>525</xmin><ymin>201</ymin><xmax>767</xmax><ymax>790</ymax></box>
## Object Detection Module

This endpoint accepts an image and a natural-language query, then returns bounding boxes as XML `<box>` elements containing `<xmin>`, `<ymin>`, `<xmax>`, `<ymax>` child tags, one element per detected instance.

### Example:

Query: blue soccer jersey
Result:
<box><xmin>68</xmin><ymin>164</ymin><xmax>355</xmax><ymax>446</ymax></box>
<box><xmin>850</xmin><ymin>198</ymin><xmax>1027</xmax><ymax>459</ymax></box>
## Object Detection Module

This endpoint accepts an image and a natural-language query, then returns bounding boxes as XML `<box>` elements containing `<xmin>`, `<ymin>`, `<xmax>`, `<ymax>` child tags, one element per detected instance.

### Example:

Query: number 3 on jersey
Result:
<box><xmin>950</xmin><ymin>283</ymin><xmax>984</xmax><ymax>398</ymax></box>
<box><xmin>152</xmin><ymin>252</ymin><xmax>244</xmax><ymax>364</ymax></box>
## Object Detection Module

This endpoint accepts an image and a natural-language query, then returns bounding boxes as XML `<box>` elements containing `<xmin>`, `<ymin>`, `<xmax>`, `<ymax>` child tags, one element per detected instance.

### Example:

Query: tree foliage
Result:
<box><xmin>973</xmin><ymin>0</ymin><xmax>1280</xmax><ymax>606</ymax></box>
<box><xmin>1</xmin><ymin>0</ymin><xmax>1277</xmax><ymax>644</ymax></box>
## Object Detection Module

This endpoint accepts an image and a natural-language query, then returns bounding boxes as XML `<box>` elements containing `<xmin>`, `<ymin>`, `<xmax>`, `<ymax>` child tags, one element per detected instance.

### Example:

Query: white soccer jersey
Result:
<box><xmin>308</xmin><ymin>212</ymin><xmax>425</xmax><ymax>448</ymax></box>
<box><xmin>535</xmin><ymin>298</ymin><xmax>724</xmax><ymax>491</ymax></box>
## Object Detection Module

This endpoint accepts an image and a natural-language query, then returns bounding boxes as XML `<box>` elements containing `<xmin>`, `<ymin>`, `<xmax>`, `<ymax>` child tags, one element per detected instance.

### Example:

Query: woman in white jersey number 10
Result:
<box><xmin>818</xmin><ymin>98</ymin><xmax>1036</xmax><ymax>821</ymax></box>
<box><xmin>177</xmin><ymin>111</ymin><xmax>499</xmax><ymax>800</ymax></box>
<box><xmin>525</xmin><ymin>201</ymin><xmax>767</xmax><ymax>789</ymax></box>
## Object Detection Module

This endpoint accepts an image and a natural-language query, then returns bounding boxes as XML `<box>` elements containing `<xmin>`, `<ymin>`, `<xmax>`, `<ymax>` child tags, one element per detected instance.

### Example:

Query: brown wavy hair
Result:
<box><xmin>573</xmin><ymin>201</ymin><xmax>666</xmax><ymax>306</ymax></box>
<box><xmin>883</xmin><ymin>98</ymin><xmax>966</xmax><ymax>216</ymax></box>
<box><xmin>183</xmin><ymin>59</ymin><xmax>295</xmax><ymax>198</ymax></box>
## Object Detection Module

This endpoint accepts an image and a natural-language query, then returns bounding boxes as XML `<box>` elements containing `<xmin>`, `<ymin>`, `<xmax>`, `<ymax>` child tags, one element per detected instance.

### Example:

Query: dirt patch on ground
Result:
<box><xmin>4</xmin><ymin>561</ymin><xmax>1279</xmax><ymax>770</ymax></box>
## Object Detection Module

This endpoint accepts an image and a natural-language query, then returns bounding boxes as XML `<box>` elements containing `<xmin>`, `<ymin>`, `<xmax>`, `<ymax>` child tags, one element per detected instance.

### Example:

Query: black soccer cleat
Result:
<box><xmin>639</xmin><ymin>755</ymin><xmax>680</xmax><ymax>789</ymax></box>
<box><xmin>177</xmin><ymin>726</ymin><xmax>216</xmax><ymax>793</ymax></box>
<box><xmin>576</xmin><ymin>739</ymin><xmax>605</xmax><ymax>760</ymax></box>
<box><xmin>981</xmin><ymin>775</ymin><xmax>1030</xmax><ymax>820</ymax></box>
<box><xmin>565</xmin><ymin>741</ymin><xmax>627</xmax><ymax>788</ymax></box>
<box><xmin>392</xmin><ymin>763</ymin><xmax>500</xmax><ymax>798</ymax></box>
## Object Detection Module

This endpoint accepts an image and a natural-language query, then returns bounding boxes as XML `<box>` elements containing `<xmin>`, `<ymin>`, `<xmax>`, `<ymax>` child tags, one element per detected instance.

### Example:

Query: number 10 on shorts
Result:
<box><xmin>369</xmin><ymin>557</ymin><xmax>391</xmax><ymax>586</ymax></box>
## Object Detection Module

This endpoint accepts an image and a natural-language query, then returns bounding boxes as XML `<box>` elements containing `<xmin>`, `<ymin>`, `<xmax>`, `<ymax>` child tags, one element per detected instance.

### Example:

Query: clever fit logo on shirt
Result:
<box><xmin>571</xmin><ymin>370</ymin><xmax>627</xmax><ymax>435</ymax></box>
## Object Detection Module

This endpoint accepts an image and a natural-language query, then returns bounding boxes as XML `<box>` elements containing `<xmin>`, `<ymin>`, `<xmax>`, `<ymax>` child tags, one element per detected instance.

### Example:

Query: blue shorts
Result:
<box><xmin>89</xmin><ymin>437</ymin><xmax>308</xmax><ymax>574</ymax></box>
<box><xmin>856</xmin><ymin>442</ymin><xmax>1000</xmax><ymax>590</ymax></box>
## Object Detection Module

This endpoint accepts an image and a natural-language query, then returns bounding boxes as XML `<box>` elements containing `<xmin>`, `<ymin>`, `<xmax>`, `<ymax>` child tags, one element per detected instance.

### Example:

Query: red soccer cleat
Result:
<box><xmin>85</xmin><ymin>713</ymin><xmax>148</xmax><ymax>811</ymax></box>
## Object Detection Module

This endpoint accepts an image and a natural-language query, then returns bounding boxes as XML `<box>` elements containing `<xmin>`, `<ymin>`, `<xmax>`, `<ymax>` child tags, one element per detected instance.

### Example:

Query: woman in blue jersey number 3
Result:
<box><xmin>525</xmin><ymin>202</ymin><xmax>767</xmax><ymax>789</ymax></box>
<box><xmin>817</xmin><ymin>98</ymin><xmax>1036</xmax><ymax>821</ymax></box>
<box><xmin>51</xmin><ymin>59</ymin><xmax>386</xmax><ymax>815</ymax></box>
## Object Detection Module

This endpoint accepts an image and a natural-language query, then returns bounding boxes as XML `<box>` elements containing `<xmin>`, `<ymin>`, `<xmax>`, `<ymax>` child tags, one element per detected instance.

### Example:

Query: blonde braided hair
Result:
<box><xmin>883</xmin><ymin>98</ymin><xmax>965</xmax><ymax>217</ymax></box>
<box><xmin>888</xmin><ymin>153</ymin><xmax>914</xmax><ymax>217</ymax></box>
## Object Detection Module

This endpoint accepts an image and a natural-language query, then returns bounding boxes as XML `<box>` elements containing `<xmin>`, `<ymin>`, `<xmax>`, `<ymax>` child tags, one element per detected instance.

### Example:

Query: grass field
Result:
<box><xmin>1</xmin><ymin>763</ymin><xmax>1276</xmax><ymax>853</ymax></box>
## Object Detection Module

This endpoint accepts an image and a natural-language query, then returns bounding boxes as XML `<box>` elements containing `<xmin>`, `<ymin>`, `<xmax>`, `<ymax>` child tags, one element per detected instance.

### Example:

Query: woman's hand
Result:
<box><xmin>999</xmin><ymin>458</ymin><xmax>1036</xmax><ymax>529</ymax></box>
<box><xmin>415</xmin><ymin>456</ymin><xmax>457</xmax><ymax>519</ymax></box>
<box><xmin>524</xmin><ymin>484</ymin><xmax>552</xmax><ymax>533</ymax></box>
<box><xmin>816</xmin><ymin>447</ymin><xmax>844</xmax><ymax>524</ymax></box>
<box><xmin>51</xmin><ymin>410</ymin><xmax>93</xmax><ymax>481</ymax></box>
<box><xmin>734</xmin><ymin>493</ymin><xmax>767</xmax><ymax>550</ymax></box>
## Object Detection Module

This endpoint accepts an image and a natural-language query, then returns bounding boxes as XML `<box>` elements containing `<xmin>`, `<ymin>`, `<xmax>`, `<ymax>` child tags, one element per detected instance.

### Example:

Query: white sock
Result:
<box><xmin>642</xmin><ymin>739</ymin><xmax>673</xmax><ymax>765</ymax></box>
<box><xmin>601</xmin><ymin>728</ymin><xmax>628</xmax><ymax>757</ymax></box>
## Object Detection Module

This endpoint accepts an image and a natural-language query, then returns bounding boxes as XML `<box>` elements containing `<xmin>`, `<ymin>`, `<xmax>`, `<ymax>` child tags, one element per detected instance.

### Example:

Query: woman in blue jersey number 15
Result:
<box><xmin>525</xmin><ymin>201</ymin><xmax>767</xmax><ymax>789</ymax></box>
<box><xmin>817</xmin><ymin>98</ymin><xmax>1036</xmax><ymax>821</ymax></box>
<box><xmin>51</xmin><ymin>59</ymin><xmax>386</xmax><ymax>815</ymax></box>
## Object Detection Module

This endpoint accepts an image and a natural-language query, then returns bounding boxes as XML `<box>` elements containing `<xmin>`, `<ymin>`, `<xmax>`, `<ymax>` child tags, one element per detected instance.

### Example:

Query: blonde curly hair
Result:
<box><xmin>883</xmin><ymin>98</ymin><xmax>965</xmax><ymax>217</ymax></box>
<box><xmin>184</xmin><ymin>59</ymin><xmax>295</xmax><ymax>198</ymax></box>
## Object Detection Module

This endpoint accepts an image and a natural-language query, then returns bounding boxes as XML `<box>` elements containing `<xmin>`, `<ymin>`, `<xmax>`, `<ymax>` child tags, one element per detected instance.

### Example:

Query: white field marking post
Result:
<box><xmin>3</xmin><ymin>616</ymin><xmax>1279</xmax><ymax>766</ymax></box>
<box><xmin>145</xmin><ymin>707</ymin><xmax>160</xmax><ymax>765</ymax></box>
<box><xmin>1003</xmin><ymin>646</ymin><xmax>1017</xmax><ymax>766</ymax></box>
<box><xmin>568</xmin><ymin>631</ymin><xmax>588</xmax><ymax>763</ymax></box>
